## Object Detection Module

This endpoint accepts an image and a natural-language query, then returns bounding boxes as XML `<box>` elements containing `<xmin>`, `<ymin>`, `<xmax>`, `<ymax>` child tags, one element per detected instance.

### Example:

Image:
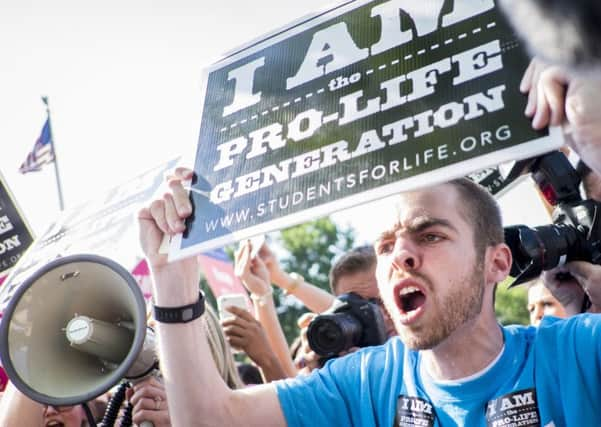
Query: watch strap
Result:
<box><xmin>154</xmin><ymin>292</ymin><xmax>205</xmax><ymax>323</ymax></box>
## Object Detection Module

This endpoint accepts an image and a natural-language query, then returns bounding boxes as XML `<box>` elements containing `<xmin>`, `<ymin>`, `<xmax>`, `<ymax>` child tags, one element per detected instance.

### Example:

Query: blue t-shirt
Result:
<box><xmin>275</xmin><ymin>315</ymin><xmax>601</xmax><ymax>426</ymax></box>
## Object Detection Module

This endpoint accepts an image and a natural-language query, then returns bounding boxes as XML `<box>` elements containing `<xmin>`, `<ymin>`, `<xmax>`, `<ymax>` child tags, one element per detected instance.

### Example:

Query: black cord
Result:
<box><xmin>99</xmin><ymin>382</ymin><xmax>129</xmax><ymax>427</ymax></box>
<box><xmin>82</xmin><ymin>401</ymin><xmax>98</xmax><ymax>427</ymax></box>
<box><xmin>119</xmin><ymin>401</ymin><xmax>133</xmax><ymax>427</ymax></box>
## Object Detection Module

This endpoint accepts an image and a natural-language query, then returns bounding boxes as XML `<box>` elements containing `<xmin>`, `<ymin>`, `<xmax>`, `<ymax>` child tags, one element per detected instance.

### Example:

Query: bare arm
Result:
<box><xmin>260</xmin><ymin>244</ymin><xmax>335</xmax><ymax>313</ymax></box>
<box><xmin>0</xmin><ymin>383</ymin><xmax>43</xmax><ymax>427</ymax></box>
<box><xmin>138</xmin><ymin>168</ymin><xmax>286</xmax><ymax>426</ymax></box>
<box><xmin>235</xmin><ymin>241</ymin><xmax>297</xmax><ymax>378</ymax></box>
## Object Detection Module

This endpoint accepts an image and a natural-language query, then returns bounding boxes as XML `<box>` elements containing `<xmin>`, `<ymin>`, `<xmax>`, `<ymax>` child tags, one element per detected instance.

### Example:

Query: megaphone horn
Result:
<box><xmin>0</xmin><ymin>254</ymin><xmax>148</xmax><ymax>407</ymax></box>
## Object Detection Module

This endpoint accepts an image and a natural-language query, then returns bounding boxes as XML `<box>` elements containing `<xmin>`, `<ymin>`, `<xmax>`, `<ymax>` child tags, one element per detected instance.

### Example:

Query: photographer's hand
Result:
<box><xmin>563</xmin><ymin>261</ymin><xmax>601</xmax><ymax>313</ymax></box>
<box><xmin>521</xmin><ymin>58</ymin><xmax>601</xmax><ymax>176</ymax></box>
<box><xmin>542</xmin><ymin>261</ymin><xmax>601</xmax><ymax>315</ymax></box>
<box><xmin>541</xmin><ymin>266</ymin><xmax>584</xmax><ymax>316</ymax></box>
<box><xmin>294</xmin><ymin>313</ymin><xmax>321</xmax><ymax>375</ymax></box>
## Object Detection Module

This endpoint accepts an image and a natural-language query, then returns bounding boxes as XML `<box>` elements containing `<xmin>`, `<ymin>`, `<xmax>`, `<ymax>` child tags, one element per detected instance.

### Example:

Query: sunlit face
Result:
<box><xmin>374</xmin><ymin>184</ymin><xmax>487</xmax><ymax>350</ymax></box>
<box><xmin>43</xmin><ymin>404</ymin><xmax>86</xmax><ymax>427</ymax></box>
<box><xmin>527</xmin><ymin>282</ymin><xmax>567</xmax><ymax>326</ymax></box>
<box><xmin>335</xmin><ymin>266</ymin><xmax>396</xmax><ymax>337</ymax></box>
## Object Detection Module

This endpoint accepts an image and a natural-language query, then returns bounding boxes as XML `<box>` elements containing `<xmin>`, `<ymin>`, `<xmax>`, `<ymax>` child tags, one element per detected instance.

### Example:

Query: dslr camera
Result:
<box><xmin>504</xmin><ymin>151</ymin><xmax>601</xmax><ymax>287</ymax></box>
<box><xmin>306</xmin><ymin>292</ymin><xmax>387</xmax><ymax>359</ymax></box>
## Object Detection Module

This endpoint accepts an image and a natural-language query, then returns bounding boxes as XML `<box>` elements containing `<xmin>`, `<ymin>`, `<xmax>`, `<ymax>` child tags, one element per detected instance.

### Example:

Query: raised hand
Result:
<box><xmin>521</xmin><ymin>58</ymin><xmax>601</xmax><ymax>175</ymax></box>
<box><xmin>221</xmin><ymin>306</ymin><xmax>287</xmax><ymax>381</ymax></box>
<box><xmin>137</xmin><ymin>167</ymin><xmax>201</xmax><ymax>296</ymax></box>
<box><xmin>235</xmin><ymin>240</ymin><xmax>271</xmax><ymax>296</ymax></box>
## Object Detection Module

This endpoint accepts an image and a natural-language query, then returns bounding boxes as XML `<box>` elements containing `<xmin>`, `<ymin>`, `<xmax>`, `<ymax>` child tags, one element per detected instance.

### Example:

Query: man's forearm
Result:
<box><xmin>152</xmin><ymin>268</ymin><xmax>235</xmax><ymax>426</ymax></box>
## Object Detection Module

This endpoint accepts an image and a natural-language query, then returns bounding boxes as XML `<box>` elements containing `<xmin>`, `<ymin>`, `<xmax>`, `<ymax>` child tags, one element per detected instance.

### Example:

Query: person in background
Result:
<box><xmin>293</xmin><ymin>245</ymin><xmax>397</xmax><ymax>374</ymax></box>
<box><xmin>237</xmin><ymin>363</ymin><xmax>264</xmax><ymax>386</ymax></box>
<box><xmin>42</xmin><ymin>399</ymin><xmax>107</xmax><ymax>427</ymax></box>
<box><xmin>527</xmin><ymin>279</ymin><xmax>567</xmax><ymax>326</ymax></box>
<box><xmin>0</xmin><ymin>385</ymin><xmax>106</xmax><ymax>427</ymax></box>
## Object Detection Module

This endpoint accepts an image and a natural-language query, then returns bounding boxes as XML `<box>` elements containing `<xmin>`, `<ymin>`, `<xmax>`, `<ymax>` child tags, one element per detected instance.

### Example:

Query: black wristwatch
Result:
<box><xmin>154</xmin><ymin>292</ymin><xmax>205</xmax><ymax>323</ymax></box>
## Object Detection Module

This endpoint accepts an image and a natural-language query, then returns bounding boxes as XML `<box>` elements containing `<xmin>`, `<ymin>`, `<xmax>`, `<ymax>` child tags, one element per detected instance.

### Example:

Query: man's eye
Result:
<box><xmin>421</xmin><ymin>233</ymin><xmax>442</xmax><ymax>243</ymax></box>
<box><xmin>377</xmin><ymin>241</ymin><xmax>394</xmax><ymax>254</ymax></box>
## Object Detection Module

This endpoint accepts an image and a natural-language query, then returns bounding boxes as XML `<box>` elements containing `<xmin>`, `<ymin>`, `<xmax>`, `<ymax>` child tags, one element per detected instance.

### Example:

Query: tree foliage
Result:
<box><xmin>494</xmin><ymin>278</ymin><xmax>530</xmax><ymax>325</ymax></box>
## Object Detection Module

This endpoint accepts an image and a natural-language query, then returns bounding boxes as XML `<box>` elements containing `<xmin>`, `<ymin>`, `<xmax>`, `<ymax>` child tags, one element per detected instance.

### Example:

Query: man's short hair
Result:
<box><xmin>447</xmin><ymin>178</ymin><xmax>504</xmax><ymax>253</ymax></box>
<box><xmin>329</xmin><ymin>245</ymin><xmax>376</xmax><ymax>295</ymax></box>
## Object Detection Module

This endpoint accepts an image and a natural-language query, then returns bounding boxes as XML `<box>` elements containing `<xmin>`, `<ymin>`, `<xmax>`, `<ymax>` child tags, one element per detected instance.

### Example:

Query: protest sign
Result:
<box><xmin>0</xmin><ymin>158</ymin><xmax>179</xmax><ymax>317</ymax></box>
<box><xmin>0</xmin><ymin>173</ymin><xmax>34</xmax><ymax>278</ymax></box>
<box><xmin>170</xmin><ymin>0</ymin><xmax>562</xmax><ymax>260</ymax></box>
<box><xmin>197</xmin><ymin>248</ymin><xmax>249</xmax><ymax>300</ymax></box>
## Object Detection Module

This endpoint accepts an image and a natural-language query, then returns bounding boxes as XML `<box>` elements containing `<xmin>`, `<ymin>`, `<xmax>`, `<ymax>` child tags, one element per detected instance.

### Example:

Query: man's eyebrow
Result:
<box><xmin>406</xmin><ymin>216</ymin><xmax>458</xmax><ymax>234</ymax></box>
<box><xmin>376</xmin><ymin>216</ymin><xmax>458</xmax><ymax>241</ymax></box>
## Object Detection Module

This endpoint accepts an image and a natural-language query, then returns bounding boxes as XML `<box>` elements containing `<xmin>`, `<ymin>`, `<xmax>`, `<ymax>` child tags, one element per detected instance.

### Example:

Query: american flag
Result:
<box><xmin>19</xmin><ymin>118</ymin><xmax>55</xmax><ymax>174</ymax></box>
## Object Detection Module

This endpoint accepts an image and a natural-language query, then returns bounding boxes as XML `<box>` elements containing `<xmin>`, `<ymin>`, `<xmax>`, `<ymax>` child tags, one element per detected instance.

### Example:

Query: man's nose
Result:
<box><xmin>391</xmin><ymin>240</ymin><xmax>421</xmax><ymax>272</ymax></box>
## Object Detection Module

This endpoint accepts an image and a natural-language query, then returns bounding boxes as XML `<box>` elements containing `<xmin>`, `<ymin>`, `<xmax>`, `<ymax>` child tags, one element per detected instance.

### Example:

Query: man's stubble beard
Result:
<box><xmin>397</xmin><ymin>254</ymin><xmax>486</xmax><ymax>350</ymax></box>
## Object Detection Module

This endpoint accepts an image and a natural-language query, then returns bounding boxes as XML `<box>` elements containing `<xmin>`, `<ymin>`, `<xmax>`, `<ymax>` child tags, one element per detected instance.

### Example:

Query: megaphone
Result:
<box><xmin>0</xmin><ymin>254</ymin><xmax>154</xmax><ymax>408</ymax></box>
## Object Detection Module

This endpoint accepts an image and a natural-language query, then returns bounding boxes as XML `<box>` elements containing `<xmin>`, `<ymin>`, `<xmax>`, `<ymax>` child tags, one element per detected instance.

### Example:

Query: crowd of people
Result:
<box><xmin>2</xmin><ymin>1</ymin><xmax>601</xmax><ymax>425</ymax></box>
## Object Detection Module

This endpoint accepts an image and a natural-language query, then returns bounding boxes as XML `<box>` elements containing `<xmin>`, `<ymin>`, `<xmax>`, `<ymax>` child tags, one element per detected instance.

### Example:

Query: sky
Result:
<box><xmin>0</xmin><ymin>0</ymin><xmax>551</xmax><ymax>247</ymax></box>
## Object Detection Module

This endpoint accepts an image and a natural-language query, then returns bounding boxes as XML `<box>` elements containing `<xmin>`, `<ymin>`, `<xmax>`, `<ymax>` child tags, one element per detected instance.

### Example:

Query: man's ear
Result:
<box><xmin>486</xmin><ymin>243</ymin><xmax>512</xmax><ymax>284</ymax></box>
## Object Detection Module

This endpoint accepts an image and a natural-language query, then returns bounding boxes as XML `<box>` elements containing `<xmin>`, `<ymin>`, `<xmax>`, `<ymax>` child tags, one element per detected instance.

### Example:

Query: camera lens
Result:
<box><xmin>505</xmin><ymin>223</ymin><xmax>584</xmax><ymax>285</ymax></box>
<box><xmin>306</xmin><ymin>313</ymin><xmax>363</xmax><ymax>358</ymax></box>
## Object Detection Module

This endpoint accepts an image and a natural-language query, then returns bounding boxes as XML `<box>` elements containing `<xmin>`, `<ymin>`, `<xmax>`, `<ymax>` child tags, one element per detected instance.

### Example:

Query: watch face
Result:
<box><xmin>182</xmin><ymin>308</ymin><xmax>194</xmax><ymax>322</ymax></box>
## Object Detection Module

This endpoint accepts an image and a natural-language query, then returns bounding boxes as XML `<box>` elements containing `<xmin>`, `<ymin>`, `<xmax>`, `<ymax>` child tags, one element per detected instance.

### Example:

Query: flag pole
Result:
<box><xmin>42</xmin><ymin>96</ymin><xmax>65</xmax><ymax>211</ymax></box>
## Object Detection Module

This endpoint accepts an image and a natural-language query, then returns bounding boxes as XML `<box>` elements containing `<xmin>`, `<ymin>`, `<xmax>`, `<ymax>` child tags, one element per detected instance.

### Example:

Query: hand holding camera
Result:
<box><xmin>306</xmin><ymin>293</ymin><xmax>387</xmax><ymax>361</ymax></box>
<box><xmin>542</xmin><ymin>261</ymin><xmax>601</xmax><ymax>315</ymax></box>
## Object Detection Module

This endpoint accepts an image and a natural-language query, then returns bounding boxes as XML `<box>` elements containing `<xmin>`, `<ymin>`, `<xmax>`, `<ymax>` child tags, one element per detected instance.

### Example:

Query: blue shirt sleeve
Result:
<box><xmin>535</xmin><ymin>314</ymin><xmax>601</xmax><ymax>426</ymax></box>
<box><xmin>275</xmin><ymin>354</ymin><xmax>362</xmax><ymax>427</ymax></box>
<box><xmin>275</xmin><ymin>340</ymin><xmax>402</xmax><ymax>427</ymax></box>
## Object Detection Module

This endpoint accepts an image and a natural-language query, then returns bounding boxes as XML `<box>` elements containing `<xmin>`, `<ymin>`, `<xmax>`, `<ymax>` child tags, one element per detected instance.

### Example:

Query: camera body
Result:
<box><xmin>306</xmin><ymin>292</ymin><xmax>387</xmax><ymax>358</ymax></box>
<box><xmin>504</xmin><ymin>152</ymin><xmax>601</xmax><ymax>286</ymax></box>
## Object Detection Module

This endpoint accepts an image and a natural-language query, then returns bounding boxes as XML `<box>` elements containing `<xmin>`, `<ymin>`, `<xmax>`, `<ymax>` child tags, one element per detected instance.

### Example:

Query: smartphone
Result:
<box><xmin>217</xmin><ymin>293</ymin><xmax>248</xmax><ymax>320</ymax></box>
<box><xmin>249</xmin><ymin>234</ymin><xmax>265</xmax><ymax>259</ymax></box>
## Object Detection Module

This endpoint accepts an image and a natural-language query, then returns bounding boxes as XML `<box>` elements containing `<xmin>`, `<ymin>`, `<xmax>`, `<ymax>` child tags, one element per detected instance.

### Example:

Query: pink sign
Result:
<box><xmin>131</xmin><ymin>258</ymin><xmax>153</xmax><ymax>302</ymax></box>
<box><xmin>197</xmin><ymin>253</ymin><xmax>248</xmax><ymax>300</ymax></box>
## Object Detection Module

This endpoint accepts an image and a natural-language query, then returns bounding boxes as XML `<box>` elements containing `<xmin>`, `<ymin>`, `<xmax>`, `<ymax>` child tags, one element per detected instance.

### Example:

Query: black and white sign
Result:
<box><xmin>0</xmin><ymin>173</ymin><xmax>34</xmax><ymax>278</ymax></box>
<box><xmin>486</xmin><ymin>389</ymin><xmax>541</xmax><ymax>427</ymax></box>
<box><xmin>170</xmin><ymin>0</ymin><xmax>562</xmax><ymax>259</ymax></box>
<box><xmin>0</xmin><ymin>158</ymin><xmax>179</xmax><ymax>317</ymax></box>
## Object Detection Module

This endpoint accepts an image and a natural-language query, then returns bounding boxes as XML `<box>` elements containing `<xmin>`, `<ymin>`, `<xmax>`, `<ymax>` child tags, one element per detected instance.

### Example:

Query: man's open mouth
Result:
<box><xmin>400</xmin><ymin>286</ymin><xmax>426</xmax><ymax>313</ymax></box>
<box><xmin>395</xmin><ymin>282</ymin><xmax>427</xmax><ymax>323</ymax></box>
